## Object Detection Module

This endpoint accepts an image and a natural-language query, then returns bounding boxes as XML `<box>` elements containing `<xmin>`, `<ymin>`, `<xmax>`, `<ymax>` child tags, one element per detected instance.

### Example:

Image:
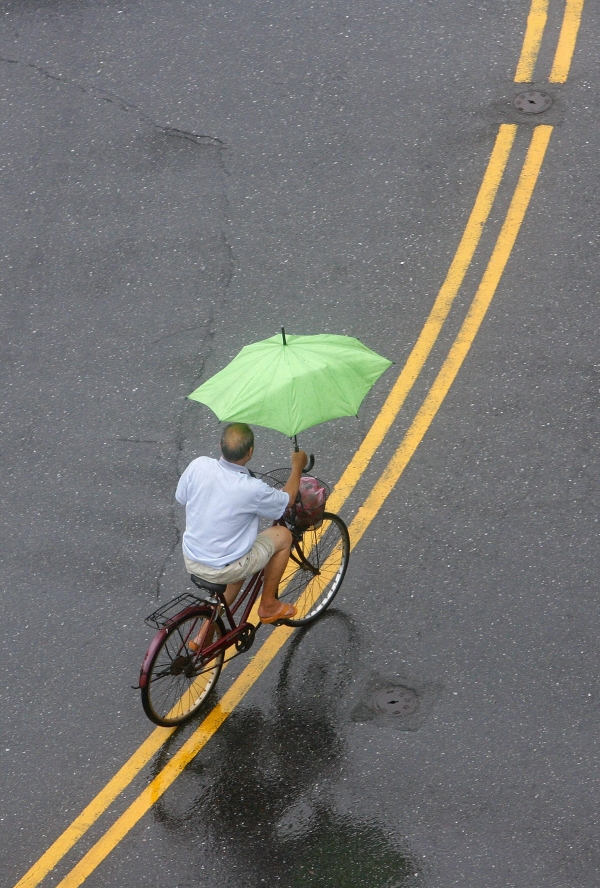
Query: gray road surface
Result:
<box><xmin>1</xmin><ymin>1</ymin><xmax>598</xmax><ymax>886</ymax></box>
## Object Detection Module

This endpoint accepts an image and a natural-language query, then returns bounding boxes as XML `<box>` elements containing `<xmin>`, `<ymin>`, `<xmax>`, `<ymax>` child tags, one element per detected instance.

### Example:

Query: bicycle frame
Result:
<box><xmin>194</xmin><ymin>526</ymin><xmax>319</xmax><ymax>665</ymax></box>
<box><xmin>139</xmin><ymin>507</ymin><xmax>349</xmax><ymax>726</ymax></box>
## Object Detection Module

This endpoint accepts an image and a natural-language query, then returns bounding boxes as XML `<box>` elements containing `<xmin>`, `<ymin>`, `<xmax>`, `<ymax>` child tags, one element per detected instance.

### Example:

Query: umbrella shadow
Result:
<box><xmin>150</xmin><ymin>611</ymin><xmax>419</xmax><ymax>886</ymax></box>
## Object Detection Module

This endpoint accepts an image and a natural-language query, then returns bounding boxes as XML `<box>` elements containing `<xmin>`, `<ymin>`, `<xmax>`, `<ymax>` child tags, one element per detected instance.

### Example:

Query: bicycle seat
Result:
<box><xmin>190</xmin><ymin>575</ymin><xmax>227</xmax><ymax>596</ymax></box>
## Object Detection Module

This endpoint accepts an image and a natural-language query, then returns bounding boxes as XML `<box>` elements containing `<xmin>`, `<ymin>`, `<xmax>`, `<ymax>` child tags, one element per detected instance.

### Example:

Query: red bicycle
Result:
<box><xmin>139</xmin><ymin>467</ymin><xmax>350</xmax><ymax>726</ymax></box>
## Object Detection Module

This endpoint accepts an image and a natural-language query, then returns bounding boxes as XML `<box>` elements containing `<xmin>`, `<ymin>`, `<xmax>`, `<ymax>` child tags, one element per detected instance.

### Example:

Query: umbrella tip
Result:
<box><xmin>281</xmin><ymin>327</ymin><xmax>287</xmax><ymax>345</ymax></box>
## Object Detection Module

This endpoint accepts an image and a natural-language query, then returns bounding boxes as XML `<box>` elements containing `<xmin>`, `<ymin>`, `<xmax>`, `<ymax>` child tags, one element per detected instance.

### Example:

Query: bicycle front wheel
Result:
<box><xmin>277</xmin><ymin>512</ymin><xmax>350</xmax><ymax>626</ymax></box>
<box><xmin>140</xmin><ymin>609</ymin><xmax>224</xmax><ymax>727</ymax></box>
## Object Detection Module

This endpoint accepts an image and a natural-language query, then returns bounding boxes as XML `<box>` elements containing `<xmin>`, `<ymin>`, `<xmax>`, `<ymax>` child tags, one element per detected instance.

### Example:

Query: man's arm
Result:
<box><xmin>281</xmin><ymin>449</ymin><xmax>308</xmax><ymax>505</ymax></box>
<box><xmin>175</xmin><ymin>468</ymin><xmax>188</xmax><ymax>505</ymax></box>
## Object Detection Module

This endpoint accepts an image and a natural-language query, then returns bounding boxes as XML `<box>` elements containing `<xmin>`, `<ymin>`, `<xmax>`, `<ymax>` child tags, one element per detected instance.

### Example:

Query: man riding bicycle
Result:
<box><xmin>175</xmin><ymin>422</ymin><xmax>307</xmax><ymax>624</ymax></box>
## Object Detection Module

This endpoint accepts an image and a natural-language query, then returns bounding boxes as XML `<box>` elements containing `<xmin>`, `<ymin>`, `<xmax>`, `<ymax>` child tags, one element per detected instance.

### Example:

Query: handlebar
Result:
<box><xmin>303</xmin><ymin>454</ymin><xmax>315</xmax><ymax>474</ymax></box>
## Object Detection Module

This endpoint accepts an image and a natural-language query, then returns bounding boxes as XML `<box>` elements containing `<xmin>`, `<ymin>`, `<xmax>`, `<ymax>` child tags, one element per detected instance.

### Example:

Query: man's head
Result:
<box><xmin>220</xmin><ymin>423</ymin><xmax>254</xmax><ymax>464</ymax></box>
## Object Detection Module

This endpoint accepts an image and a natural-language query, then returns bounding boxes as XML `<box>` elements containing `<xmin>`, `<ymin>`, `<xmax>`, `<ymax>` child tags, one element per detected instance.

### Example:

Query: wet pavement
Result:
<box><xmin>1</xmin><ymin>1</ymin><xmax>599</xmax><ymax>886</ymax></box>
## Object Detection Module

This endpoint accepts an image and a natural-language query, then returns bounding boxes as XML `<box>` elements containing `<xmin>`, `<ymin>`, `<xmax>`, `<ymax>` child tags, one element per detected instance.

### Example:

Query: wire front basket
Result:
<box><xmin>258</xmin><ymin>468</ymin><xmax>330</xmax><ymax>530</ymax></box>
<box><xmin>258</xmin><ymin>468</ymin><xmax>330</xmax><ymax>497</ymax></box>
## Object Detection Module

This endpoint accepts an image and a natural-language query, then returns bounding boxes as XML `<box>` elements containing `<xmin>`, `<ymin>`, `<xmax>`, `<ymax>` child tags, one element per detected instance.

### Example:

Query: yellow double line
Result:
<box><xmin>517</xmin><ymin>0</ymin><xmax>585</xmax><ymax>82</ymax></box>
<box><xmin>15</xmin><ymin>3</ymin><xmax>585</xmax><ymax>887</ymax></box>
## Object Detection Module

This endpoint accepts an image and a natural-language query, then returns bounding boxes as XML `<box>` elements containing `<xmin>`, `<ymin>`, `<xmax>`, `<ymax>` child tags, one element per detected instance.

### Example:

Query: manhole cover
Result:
<box><xmin>513</xmin><ymin>90</ymin><xmax>552</xmax><ymax>114</ymax></box>
<box><xmin>371</xmin><ymin>687</ymin><xmax>418</xmax><ymax>716</ymax></box>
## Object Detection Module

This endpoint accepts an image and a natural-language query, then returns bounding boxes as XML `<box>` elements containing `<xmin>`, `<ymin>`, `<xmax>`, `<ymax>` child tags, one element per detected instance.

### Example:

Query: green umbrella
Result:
<box><xmin>188</xmin><ymin>330</ymin><xmax>392</xmax><ymax>438</ymax></box>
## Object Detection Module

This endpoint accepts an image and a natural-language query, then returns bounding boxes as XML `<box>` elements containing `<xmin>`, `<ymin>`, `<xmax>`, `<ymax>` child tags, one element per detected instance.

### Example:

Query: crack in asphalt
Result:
<box><xmin>115</xmin><ymin>438</ymin><xmax>161</xmax><ymax>444</ymax></box>
<box><xmin>0</xmin><ymin>52</ymin><xmax>236</xmax><ymax>291</ymax></box>
<box><xmin>155</xmin><ymin>312</ymin><xmax>216</xmax><ymax>599</ymax></box>
<box><xmin>0</xmin><ymin>52</ymin><xmax>235</xmax><ymax>600</ymax></box>
<box><xmin>0</xmin><ymin>53</ymin><xmax>225</xmax><ymax>147</ymax></box>
<box><xmin>151</xmin><ymin>323</ymin><xmax>218</xmax><ymax>346</ymax></box>
<box><xmin>0</xmin><ymin>51</ymin><xmax>235</xmax><ymax>288</ymax></box>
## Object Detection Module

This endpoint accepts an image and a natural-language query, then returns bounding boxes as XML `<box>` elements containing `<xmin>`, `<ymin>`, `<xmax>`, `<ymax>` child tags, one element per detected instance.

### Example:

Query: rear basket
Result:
<box><xmin>144</xmin><ymin>592</ymin><xmax>207</xmax><ymax>630</ymax></box>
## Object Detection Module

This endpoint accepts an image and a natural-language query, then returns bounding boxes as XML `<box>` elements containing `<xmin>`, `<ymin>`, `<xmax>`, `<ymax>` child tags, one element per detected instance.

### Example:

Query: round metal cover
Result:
<box><xmin>371</xmin><ymin>686</ymin><xmax>418</xmax><ymax>716</ymax></box>
<box><xmin>513</xmin><ymin>90</ymin><xmax>552</xmax><ymax>114</ymax></box>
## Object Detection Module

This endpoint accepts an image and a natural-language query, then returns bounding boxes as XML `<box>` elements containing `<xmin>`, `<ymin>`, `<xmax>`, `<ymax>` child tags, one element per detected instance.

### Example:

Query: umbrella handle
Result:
<box><xmin>293</xmin><ymin>435</ymin><xmax>314</xmax><ymax>473</ymax></box>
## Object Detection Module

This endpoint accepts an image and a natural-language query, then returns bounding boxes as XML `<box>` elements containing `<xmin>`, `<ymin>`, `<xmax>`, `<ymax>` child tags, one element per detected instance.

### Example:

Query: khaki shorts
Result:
<box><xmin>184</xmin><ymin>530</ymin><xmax>276</xmax><ymax>585</ymax></box>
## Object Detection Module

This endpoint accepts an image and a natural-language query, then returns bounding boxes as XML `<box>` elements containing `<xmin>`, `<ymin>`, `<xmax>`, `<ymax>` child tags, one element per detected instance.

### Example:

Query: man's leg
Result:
<box><xmin>257</xmin><ymin>525</ymin><xmax>296</xmax><ymax>621</ymax></box>
<box><xmin>189</xmin><ymin>580</ymin><xmax>245</xmax><ymax>652</ymax></box>
<box><xmin>224</xmin><ymin>580</ymin><xmax>245</xmax><ymax>607</ymax></box>
<box><xmin>190</xmin><ymin>526</ymin><xmax>295</xmax><ymax>648</ymax></box>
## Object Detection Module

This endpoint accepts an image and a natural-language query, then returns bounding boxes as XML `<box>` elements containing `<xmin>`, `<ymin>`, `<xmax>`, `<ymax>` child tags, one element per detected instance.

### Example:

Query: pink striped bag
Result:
<box><xmin>293</xmin><ymin>475</ymin><xmax>328</xmax><ymax>529</ymax></box>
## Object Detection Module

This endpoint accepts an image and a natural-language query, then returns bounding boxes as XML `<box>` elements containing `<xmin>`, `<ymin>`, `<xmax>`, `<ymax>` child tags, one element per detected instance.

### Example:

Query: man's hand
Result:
<box><xmin>282</xmin><ymin>449</ymin><xmax>308</xmax><ymax>504</ymax></box>
<box><xmin>291</xmin><ymin>449</ymin><xmax>308</xmax><ymax>471</ymax></box>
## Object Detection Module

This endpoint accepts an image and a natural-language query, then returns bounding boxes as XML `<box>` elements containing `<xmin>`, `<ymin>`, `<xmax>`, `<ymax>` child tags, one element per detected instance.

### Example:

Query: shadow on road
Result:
<box><xmin>150</xmin><ymin>611</ymin><xmax>420</xmax><ymax>886</ymax></box>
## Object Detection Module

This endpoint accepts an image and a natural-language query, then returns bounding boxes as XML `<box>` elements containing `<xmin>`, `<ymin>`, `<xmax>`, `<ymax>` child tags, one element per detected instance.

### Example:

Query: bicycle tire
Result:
<box><xmin>276</xmin><ymin>512</ymin><xmax>350</xmax><ymax>626</ymax></box>
<box><xmin>140</xmin><ymin>607</ymin><xmax>225</xmax><ymax>727</ymax></box>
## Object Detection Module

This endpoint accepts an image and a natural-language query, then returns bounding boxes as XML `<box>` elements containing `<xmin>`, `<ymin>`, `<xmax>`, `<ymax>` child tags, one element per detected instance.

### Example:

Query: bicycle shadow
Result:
<box><xmin>150</xmin><ymin>610</ymin><xmax>419</xmax><ymax>887</ymax></box>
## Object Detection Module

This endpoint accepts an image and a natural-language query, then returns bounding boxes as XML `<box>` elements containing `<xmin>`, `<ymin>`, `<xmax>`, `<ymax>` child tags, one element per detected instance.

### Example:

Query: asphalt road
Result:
<box><xmin>1</xmin><ymin>1</ymin><xmax>599</xmax><ymax>887</ymax></box>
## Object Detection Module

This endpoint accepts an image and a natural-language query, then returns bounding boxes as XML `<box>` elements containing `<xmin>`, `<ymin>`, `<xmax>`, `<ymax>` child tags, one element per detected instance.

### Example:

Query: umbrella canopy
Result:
<box><xmin>188</xmin><ymin>332</ymin><xmax>392</xmax><ymax>437</ymax></box>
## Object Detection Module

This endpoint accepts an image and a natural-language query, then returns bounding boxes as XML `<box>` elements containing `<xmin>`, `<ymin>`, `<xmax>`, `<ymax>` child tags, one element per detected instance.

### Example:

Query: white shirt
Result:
<box><xmin>175</xmin><ymin>456</ymin><xmax>289</xmax><ymax>568</ymax></box>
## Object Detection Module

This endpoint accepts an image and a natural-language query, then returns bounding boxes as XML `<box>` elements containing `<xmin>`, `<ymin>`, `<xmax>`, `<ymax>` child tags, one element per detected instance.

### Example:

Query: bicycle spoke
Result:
<box><xmin>276</xmin><ymin>513</ymin><xmax>349</xmax><ymax>625</ymax></box>
<box><xmin>141</xmin><ymin>610</ymin><xmax>225</xmax><ymax>726</ymax></box>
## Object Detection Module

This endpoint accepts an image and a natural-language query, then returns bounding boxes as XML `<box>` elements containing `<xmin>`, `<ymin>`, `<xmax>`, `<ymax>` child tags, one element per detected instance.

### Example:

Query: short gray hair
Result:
<box><xmin>220</xmin><ymin>423</ymin><xmax>254</xmax><ymax>462</ymax></box>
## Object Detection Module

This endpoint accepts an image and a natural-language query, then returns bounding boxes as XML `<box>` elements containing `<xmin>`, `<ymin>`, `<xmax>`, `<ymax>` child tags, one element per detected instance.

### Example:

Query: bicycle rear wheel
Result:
<box><xmin>140</xmin><ymin>609</ymin><xmax>225</xmax><ymax>727</ymax></box>
<box><xmin>277</xmin><ymin>512</ymin><xmax>350</xmax><ymax>626</ymax></box>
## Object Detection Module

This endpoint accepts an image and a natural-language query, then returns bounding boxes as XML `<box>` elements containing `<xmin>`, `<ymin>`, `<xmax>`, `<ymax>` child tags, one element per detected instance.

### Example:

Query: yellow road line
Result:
<box><xmin>550</xmin><ymin>0</ymin><xmax>585</xmax><ymax>81</ymax></box>
<box><xmin>514</xmin><ymin>0</ymin><xmax>549</xmax><ymax>81</ymax></box>
<box><xmin>13</xmin><ymin>728</ymin><xmax>173</xmax><ymax>888</ymax></box>
<box><xmin>13</xmin><ymin>0</ymin><xmax>575</xmax><ymax>879</ymax></box>
<box><xmin>55</xmin><ymin>626</ymin><xmax>295</xmax><ymax>888</ymax></box>
<box><xmin>53</xmin><ymin>126</ymin><xmax>553</xmax><ymax>888</ymax></box>
<box><xmin>326</xmin><ymin>123</ymin><xmax>517</xmax><ymax>516</ymax></box>
<box><xmin>14</xmin><ymin>592</ymin><xmax>266</xmax><ymax>888</ymax></box>
<box><xmin>54</xmin><ymin>541</ymin><xmax>344</xmax><ymax>888</ymax></box>
<box><xmin>15</xmin><ymin>635</ymin><xmax>244</xmax><ymax>888</ymax></box>
<box><xmin>12</xmin><ymin>122</ymin><xmax>518</xmax><ymax>888</ymax></box>
<box><xmin>349</xmin><ymin>126</ymin><xmax>553</xmax><ymax>546</ymax></box>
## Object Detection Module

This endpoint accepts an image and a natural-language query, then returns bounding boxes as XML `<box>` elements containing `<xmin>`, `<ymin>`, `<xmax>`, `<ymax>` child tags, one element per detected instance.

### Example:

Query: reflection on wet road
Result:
<box><xmin>4</xmin><ymin>0</ymin><xmax>597</xmax><ymax>885</ymax></box>
<box><xmin>151</xmin><ymin>613</ymin><xmax>419</xmax><ymax>886</ymax></box>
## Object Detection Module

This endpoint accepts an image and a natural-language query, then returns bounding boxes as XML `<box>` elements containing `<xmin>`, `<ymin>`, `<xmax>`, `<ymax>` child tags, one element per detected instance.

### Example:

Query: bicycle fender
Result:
<box><xmin>138</xmin><ymin>628</ymin><xmax>168</xmax><ymax>690</ymax></box>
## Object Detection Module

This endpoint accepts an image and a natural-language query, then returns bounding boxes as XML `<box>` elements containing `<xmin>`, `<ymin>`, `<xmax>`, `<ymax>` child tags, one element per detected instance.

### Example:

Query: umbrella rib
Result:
<box><xmin>188</xmin><ymin>333</ymin><xmax>391</xmax><ymax>436</ymax></box>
